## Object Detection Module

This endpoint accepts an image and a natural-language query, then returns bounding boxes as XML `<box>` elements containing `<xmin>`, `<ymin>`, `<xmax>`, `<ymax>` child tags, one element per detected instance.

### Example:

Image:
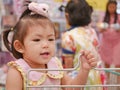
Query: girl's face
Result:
<box><xmin>21</xmin><ymin>25</ymin><xmax>56</xmax><ymax>68</ymax></box>
<box><xmin>108</xmin><ymin>3</ymin><xmax>117</xmax><ymax>14</ymax></box>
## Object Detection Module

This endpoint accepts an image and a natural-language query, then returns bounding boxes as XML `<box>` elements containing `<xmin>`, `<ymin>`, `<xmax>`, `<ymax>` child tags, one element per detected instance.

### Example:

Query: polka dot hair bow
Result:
<box><xmin>28</xmin><ymin>2</ymin><xmax>49</xmax><ymax>17</ymax></box>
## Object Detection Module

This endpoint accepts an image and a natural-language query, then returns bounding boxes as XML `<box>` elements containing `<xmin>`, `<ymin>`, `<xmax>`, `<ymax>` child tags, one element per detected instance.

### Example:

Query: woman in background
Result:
<box><xmin>98</xmin><ymin>0</ymin><xmax>120</xmax><ymax>85</ymax></box>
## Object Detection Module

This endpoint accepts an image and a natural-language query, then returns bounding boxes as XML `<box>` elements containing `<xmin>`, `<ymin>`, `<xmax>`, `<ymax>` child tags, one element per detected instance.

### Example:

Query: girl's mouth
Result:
<box><xmin>40</xmin><ymin>52</ymin><xmax>50</xmax><ymax>58</ymax></box>
<box><xmin>40</xmin><ymin>52</ymin><xmax>49</xmax><ymax>55</ymax></box>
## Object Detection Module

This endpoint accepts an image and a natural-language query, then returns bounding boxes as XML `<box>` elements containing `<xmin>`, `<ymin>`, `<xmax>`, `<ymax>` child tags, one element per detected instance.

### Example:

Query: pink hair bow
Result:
<box><xmin>28</xmin><ymin>2</ymin><xmax>49</xmax><ymax>17</ymax></box>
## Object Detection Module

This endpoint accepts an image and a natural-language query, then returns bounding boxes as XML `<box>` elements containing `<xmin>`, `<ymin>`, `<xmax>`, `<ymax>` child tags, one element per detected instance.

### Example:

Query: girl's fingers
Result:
<box><xmin>90</xmin><ymin>62</ymin><xmax>97</xmax><ymax>68</ymax></box>
<box><xmin>84</xmin><ymin>50</ymin><xmax>91</xmax><ymax>56</ymax></box>
<box><xmin>83</xmin><ymin>50</ymin><xmax>91</xmax><ymax>59</ymax></box>
<box><xmin>81</xmin><ymin>50</ymin><xmax>97</xmax><ymax>66</ymax></box>
<box><xmin>84</xmin><ymin>51</ymin><xmax>95</xmax><ymax>59</ymax></box>
<box><xmin>86</xmin><ymin>53</ymin><xmax>94</xmax><ymax>59</ymax></box>
<box><xmin>88</xmin><ymin>58</ymin><xmax>96</xmax><ymax>64</ymax></box>
<box><xmin>88</xmin><ymin>57</ymin><xmax>97</xmax><ymax>67</ymax></box>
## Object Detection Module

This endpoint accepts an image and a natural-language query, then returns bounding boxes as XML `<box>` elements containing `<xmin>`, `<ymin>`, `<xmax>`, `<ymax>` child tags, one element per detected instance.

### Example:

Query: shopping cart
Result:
<box><xmin>26</xmin><ymin>54</ymin><xmax>120</xmax><ymax>90</ymax></box>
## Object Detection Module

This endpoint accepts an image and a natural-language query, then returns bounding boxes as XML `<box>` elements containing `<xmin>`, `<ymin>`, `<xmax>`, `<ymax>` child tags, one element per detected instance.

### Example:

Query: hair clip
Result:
<box><xmin>59</xmin><ymin>5</ymin><xmax>65</xmax><ymax>12</ymax></box>
<box><xmin>28</xmin><ymin>2</ymin><xmax>49</xmax><ymax>17</ymax></box>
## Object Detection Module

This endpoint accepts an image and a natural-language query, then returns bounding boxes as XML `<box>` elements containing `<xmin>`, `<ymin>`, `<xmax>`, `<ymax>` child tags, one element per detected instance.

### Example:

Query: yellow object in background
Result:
<box><xmin>54</xmin><ymin>0</ymin><xmax>63</xmax><ymax>2</ymax></box>
<box><xmin>86</xmin><ymin>0</ymin><xmax>108</xmax><ymax>11</ymax></box>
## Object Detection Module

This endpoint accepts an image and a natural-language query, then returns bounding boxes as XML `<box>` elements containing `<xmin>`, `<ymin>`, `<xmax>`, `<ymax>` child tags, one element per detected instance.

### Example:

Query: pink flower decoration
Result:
<box><xmin>28</xmin><ymin>2</ymin><xmax>49</xmax><ymax>17</ymax></box>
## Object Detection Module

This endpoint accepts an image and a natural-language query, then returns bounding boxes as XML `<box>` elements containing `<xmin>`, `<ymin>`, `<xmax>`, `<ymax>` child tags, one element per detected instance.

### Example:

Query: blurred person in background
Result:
<box><xmin>61</xmin><ymin>0</ymin><xmax>106</xmax><ymax>90</ymax></box>
<box><xmin>97</xmin><ymin>0</ymin><xmax>120</xmax><ymax>85</ymax></box>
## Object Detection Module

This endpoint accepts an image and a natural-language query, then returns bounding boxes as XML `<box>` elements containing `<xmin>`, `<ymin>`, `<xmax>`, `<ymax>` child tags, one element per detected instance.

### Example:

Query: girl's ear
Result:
<box><xmin>14</xmin><ymin>40</ymin><xmax>24</xmax><ymax>53</ymax></box>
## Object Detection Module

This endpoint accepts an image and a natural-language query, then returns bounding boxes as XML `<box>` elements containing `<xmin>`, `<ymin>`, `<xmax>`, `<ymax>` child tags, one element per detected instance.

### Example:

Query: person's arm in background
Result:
<box><xmin>97</xmin><ymin>22</ymin><xmax>108</xmax><ymax>33</ymax></box>
<box><xmin>96</xmin><ymin>11</ymin><xmax>107</xmax><ymax>33</ymax></box>
<box><xmin>62</xmin><ymin>55</ymin><xmax>74</xmax><ymax>68</ymax></box>
<box><xmin>116</xmin><ymin>14</ymin><xmax>120</xmax><ymax>32</ymax></box>
<box><xmin>61</xmin><ymin>33</ymin><xmax>75</xmax><ymax>69</ymax></box>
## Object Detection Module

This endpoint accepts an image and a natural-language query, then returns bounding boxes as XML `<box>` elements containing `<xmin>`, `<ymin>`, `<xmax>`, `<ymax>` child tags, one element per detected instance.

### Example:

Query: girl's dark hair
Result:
<box><xmin>65</xmin><ymin>0</ymin><xmax>93</xmax><ymax>26</ymax></box>
<box><xmin>104</xmin><ymin>0</ymin><xmax>117</xmax><ymax>23</ymax></box>
<box><xmin>3</xmin><ymin>6</ymin><xmax>56</xmax><ymax>59</ymax></box>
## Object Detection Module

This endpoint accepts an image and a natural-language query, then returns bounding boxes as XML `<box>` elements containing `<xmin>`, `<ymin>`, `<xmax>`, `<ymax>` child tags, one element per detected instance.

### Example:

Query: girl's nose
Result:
<box><xmin>42</xmin><ymin>41</ymin><xmax>48</xmax><ymax>48</ymax></box>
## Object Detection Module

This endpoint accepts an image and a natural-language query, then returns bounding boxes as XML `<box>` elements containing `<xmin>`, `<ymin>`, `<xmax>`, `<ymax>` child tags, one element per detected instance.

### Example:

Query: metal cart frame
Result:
<box><xmin>26</xmin><ymin>54</ymin><xmax>120</xmax><ymax>90</ymax></box>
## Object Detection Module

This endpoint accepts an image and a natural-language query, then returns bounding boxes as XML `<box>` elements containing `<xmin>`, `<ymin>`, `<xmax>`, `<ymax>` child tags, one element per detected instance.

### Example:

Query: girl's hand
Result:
<box><xmin>80</xmin><ymin>50</ymin><xmax>97</xmax><ymax>71</ymax></box>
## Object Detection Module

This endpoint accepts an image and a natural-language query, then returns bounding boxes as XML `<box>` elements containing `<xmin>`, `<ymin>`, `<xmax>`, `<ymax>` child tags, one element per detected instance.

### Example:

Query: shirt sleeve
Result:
<box><xmin>61</xmin><ymin>32</ymin><xmax>76</xmax><ymax>56</ymax></box>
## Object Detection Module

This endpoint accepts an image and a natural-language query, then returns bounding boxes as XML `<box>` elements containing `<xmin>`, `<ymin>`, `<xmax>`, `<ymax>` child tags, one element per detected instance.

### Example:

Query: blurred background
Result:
<box><xmin>0</xmin><ymin>0</ymin><xmax>120</xmax><ymax>90</ymax></box>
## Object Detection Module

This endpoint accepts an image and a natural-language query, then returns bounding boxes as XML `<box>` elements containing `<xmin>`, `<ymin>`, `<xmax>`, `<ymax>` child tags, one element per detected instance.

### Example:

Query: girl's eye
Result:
<box><xmin>48</xmin><ymin>38</ymin><xmax>55</xmax><ymax>41</ymax></box>
<box><xmin>33</xmin><ymin>39</ymin><xmax>40</xmax><ymax>42</ymax></box>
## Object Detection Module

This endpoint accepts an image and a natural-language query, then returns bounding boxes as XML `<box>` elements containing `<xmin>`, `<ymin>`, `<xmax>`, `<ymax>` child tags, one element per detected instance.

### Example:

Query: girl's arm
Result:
<box><xmin>61</xmin><ymin>51</ymin><xmax>97</xmax><ymax>90</ymax></box>
<box><xmin>62</xmin><ymin>69</ymin><xmax>89</xmax><ymax>85</ymax></box>
<box><xmin>6</xmin><ymin>67</ymin><xmax>23</xmax><ymax>90</ymax></box>
<box><xmin>61</xmin><ymin>68</ymin><xmax>89</xmax><ymax>90</ymax></box>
